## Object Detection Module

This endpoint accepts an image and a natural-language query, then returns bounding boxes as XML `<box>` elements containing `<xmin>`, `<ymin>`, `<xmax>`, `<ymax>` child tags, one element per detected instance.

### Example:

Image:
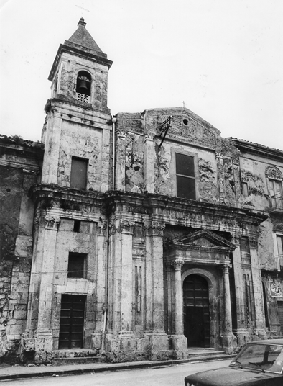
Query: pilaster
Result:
<box><xmin>144</xmin><ymin>221</ymin><xmax>168</xmax><ymax>351</ymax></box>
<box><xmin>110</xmin><ymin>217</ymin><xmax>134</xmax><ymax>335</ymax></box>
<box><xmin>232</xmin><ymin>236</ymin><xmax>249</xmax><ymax>345</ymax></box>
<box><xmin>115</xmin><ymin>130</ymin><xmax>126</xmax><ymax>191</ymax></box>
<box><xmin>144</xmin><ymin>134</ymin><xmax>155</xmax><ymax>193</ymax></box>
<box><xmin>222</xmin><ymin>265</ymin><xmax>235</xmax><ymax>354</ymax></box>
<box><xmin>41</xmin><ymin>112</ymin><xmax>62</xmax><ymax>184</ymax></box>
<box><xmin>250</xmin><ymin>236</ymin><xmax>266</xmax><ymax>338</ymax></box>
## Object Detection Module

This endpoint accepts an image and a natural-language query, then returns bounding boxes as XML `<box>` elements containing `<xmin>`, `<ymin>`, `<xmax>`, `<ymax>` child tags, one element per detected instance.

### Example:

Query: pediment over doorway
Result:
<box><xmin>173</xmin><ymin>229</ymin><xmax>235</xmax><ymax>252</ymax></box>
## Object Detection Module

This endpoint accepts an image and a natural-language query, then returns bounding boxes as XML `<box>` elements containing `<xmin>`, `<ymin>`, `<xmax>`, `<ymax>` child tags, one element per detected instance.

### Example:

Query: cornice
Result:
<box><xmin>30</xmin><ymin>184</ymin><xmax>105</xmax><ymax>208</ymax></box>
<box><xmin>29</xmin><ymin>187</ymin><xmax>268</xmax><ymax>227</ymax></box>
<box><xmin>104</xmin><ymin>191</ymin><xmax>267</xmax><ymax>225</ymax></box>
<box><xmin>48</xmin><ymin>44</ymin><xmax>113</xmax><ymax>81</ymax></box>
<box><xmin>231</xmin><ymin>138</ymin><xmax>283</xmax><ymax>163</ymax></box>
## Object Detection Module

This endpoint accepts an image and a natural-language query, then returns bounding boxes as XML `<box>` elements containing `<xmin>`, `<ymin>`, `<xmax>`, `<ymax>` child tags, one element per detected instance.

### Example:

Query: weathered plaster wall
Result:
<box><xmin>116</xmin><ymin>109</ymin><xmax>246</xmax><ymax>206</ymax></box>
<box><xmin>239</xmin><ymin>155</ymin><xmax>283</xmax><ymax>210</ymax></box>
<box><xmin>0</xmin><ymin>138</ymin><xmax>43</xmax><ymax>360</ymax></box>
<box><xmin>58</xmin><ymin>121</ymin><xmax>103</xmax><ymax>190</ymax></box>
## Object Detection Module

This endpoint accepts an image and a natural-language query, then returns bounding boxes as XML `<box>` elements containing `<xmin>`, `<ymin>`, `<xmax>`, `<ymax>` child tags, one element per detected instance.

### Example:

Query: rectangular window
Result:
<box><xmin>70</xmin><ymin>157</ymin><xmax>88</xmax><ymax>189</ymax></box>
<box><xmin>73</xmin><ymin>220</ymin><xmax>80</xmax><ymax>233</ymax></box>
<box><xmin>176</xmin><ymin>153</ymin><xmax>196</xmax><ymax>199</ymax></box>
<box><xmin>67</xmin><ymin>252</ymin><xmax>87</xmax><ymax>279</ymax></box>
<box><xmin>240</xmin><ymin>237</ymin><xmax>251</xmax><ymax>265</ymax></box>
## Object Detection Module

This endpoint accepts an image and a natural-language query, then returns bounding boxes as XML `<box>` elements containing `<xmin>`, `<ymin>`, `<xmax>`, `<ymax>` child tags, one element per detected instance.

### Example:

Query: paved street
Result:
<box><xmin>2</xmin><ymin>359</ymin><xmax>231</xmax><ymax>385</ymax></box>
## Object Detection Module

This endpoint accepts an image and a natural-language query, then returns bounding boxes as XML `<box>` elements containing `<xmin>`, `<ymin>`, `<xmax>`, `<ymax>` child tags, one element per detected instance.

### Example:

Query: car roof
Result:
<box><xmin>246</xmin><ymin>338</ymin><xmax>283</xmax><ymax>345</ymax></box>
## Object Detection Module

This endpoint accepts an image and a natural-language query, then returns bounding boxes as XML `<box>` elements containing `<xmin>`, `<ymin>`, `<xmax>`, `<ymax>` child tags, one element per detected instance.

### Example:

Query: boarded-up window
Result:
<box><xmin>176</xmin><ymin>153</ymin><xmax>196</xmax><ymax>199</ymax></box>
<box><xmin>277</xmin><ymin>235</ymin><xmax>283</xmax><ymax>268</ymax></box>
<box><xmin>268</xmin><ymin>179</ymin><xmax>282</xmax><ymax>209</ymax></box>
<box><xmin>240</xmin><ymin>237</ymin><xmax>251</xmax><ymax>265</ymax></box>
<box><xmin>67</xmin><ymin>252</ymin><xmax>87</xmax><ymax>279</ymax></box>
<box><xmin>70</xmin><ymin>157</ymin><xmax>88</xmax><ymax>189</ymax></box>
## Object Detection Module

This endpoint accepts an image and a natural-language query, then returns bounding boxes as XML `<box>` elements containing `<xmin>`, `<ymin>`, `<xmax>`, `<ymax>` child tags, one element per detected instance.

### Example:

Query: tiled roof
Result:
<box><xmin>65</xmin><ymin>18</ymin><xmax>107</xmax><ymax>58</ymax></box>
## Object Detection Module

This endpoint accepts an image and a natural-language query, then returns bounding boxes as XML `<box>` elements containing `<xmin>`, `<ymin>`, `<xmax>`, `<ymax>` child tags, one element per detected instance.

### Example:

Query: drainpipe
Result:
<box><xmin>101</xmin><ymin>116</ymin><xmax>116</xmax><ymax>353</ymax></box>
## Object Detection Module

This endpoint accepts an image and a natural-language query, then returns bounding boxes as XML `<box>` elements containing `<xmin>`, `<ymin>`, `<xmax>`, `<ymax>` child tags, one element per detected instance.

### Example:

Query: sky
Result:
<box><xmin>0</xmin><ymin>0</ymin><xmax>282</xmax><ymax>150</ymax></box>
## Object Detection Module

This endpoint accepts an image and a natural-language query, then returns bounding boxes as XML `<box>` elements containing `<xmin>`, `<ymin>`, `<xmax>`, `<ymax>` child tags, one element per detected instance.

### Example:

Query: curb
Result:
<box><xmin>0</xmin><ymin>354</ymin><xmax>234</xmax><ymax>380</ymax></box>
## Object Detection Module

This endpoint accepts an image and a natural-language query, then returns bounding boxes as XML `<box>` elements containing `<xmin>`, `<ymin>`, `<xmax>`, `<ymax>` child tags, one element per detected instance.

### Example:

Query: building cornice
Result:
<box><xmin>231</xmin><ymin>138</ymin><xmax>283</xmax><ymax>163</ymax></box>
<box><xmin>48</xmin><ymin>44</ymin><xmax>113</xmax><ymax>81</ymax></box>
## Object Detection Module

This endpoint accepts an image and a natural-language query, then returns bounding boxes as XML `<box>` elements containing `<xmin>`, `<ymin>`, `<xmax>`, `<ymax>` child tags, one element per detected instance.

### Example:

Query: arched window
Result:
<box><xmin>76</xmin><ymin>71</ymin><xmax>91</xmax><ymax>103</ymax></box>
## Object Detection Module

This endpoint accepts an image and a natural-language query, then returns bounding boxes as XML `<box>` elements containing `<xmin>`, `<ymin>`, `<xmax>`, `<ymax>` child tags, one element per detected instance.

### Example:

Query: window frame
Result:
<box><xmin>67</xmin><ymin>252</ymin><xmax>88</xmax><ymax>279</ymax></box>
<box><xmin>170</xmin><ymin>148</ymin><xmax>199</xmax><ymax>200</ymax></box>
<box><xmin>70</xmin><ymin>156</ymin><xmax>88</xmax><ymax>190</ymax></box>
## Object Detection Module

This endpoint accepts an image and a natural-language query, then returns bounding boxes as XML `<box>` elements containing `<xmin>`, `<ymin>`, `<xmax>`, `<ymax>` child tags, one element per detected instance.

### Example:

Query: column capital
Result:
<box><xmin>109</xmin><ymin>217</ymin><xmax>135</xmax><ymax>235</ymax></box>
<box><xmin>144</xmin><ymin>221</ymin><xmax>165</xmax><ymax>236</ymax></box>
<box><xmin>249</xmin><ymin>235</ymin><xmax>258</xmax><ymax>249</ymax></box>
<box><xmin>116</xmin><ymin>129</ymin><xmax>127</xmax><ymax>139</ymax></box>
<box><xmin>144</xmin><ymin>133</ymin><xmax>154</xmax><ymax>142</ymax></box>
<box><xmin>44</xmin><ymin>214</ymin><xmax>60</xmax><ymax>230</ymax></box>
<box><xmin>97</xmin><ymin>221</ymin><xmax>107</xmax><ymax>236</ymax></box>
<box><xmin>173</xmin><ymin>259</ymin><xmax>184</xmax><ymax>270</ymax></box>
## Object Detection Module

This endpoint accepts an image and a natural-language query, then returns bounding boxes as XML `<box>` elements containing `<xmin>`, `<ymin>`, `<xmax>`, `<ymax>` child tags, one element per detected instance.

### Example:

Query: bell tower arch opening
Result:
<box><xmin>76</xmin><ymin>70</ymin><xmax>91</xmax><ymax>103</ymax></box>
<box><xmin>183</xmin><ymin>274</ymin><xmax>210</xmax><ymax>348</ymax></box>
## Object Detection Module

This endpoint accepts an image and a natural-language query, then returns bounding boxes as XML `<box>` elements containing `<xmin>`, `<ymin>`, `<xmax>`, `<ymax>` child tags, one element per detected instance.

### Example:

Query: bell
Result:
<box><xmin>77</xmin><ymin>79</ymin><xmax>89</xmax><ymax>94</ymax></box>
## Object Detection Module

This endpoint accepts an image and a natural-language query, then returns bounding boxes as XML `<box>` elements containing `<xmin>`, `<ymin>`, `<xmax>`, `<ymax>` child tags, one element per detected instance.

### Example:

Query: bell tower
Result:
<box><xmin>41</xmin><ymin>18</ymin><xmax>113</xmax><ymax>192</ymax></box>
<box><xmin>48</xmin><ymin>17</ymin><xmax>112</xmax><ymax>111</ymax></box>
<box><xmin>24</xmin><ymin>20</ymin><xmax>113</xmax><ymax>357</ymax></box>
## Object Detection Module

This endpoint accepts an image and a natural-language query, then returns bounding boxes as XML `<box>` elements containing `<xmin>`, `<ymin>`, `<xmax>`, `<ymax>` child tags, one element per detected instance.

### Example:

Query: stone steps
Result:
<box><xmin>51</xmin><ymin>350</ymin><xmax>104</xmax><ymax>366</ymax></box>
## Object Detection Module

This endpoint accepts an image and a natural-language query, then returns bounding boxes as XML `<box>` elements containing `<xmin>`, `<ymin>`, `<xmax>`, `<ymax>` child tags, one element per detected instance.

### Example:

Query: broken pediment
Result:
<box><xmin>173</xmin><ymin>229</ymin><xmax>235</xmax><ymax>251</ymax></box>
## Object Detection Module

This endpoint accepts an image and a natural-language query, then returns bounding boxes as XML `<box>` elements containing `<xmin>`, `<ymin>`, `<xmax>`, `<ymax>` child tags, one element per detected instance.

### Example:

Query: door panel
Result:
<box><xmin>59</xmin><ymin>295</ymin><xmax>86</xmax><ymax>349</ymax></box>
<box><xmin>183</xmin><ymin>275</ymin><xmax>210</xmax><ymax>348</ymax></box>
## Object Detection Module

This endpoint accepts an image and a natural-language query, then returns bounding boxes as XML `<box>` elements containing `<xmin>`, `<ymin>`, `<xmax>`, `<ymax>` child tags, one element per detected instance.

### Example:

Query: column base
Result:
<box><xmin>222</xmin><ymin>332</ymin><xmax>237</xmax><ymax>354</ymax></box>
<box><xmin>169</xmin><ymin>335</ymin><xmax>187</xmax><ymax>359</ymax></box>
<box><xmin>254</xmin><ymin>328</ymin><xmax>267</xmax><ymax>340</ymax></box>
<box><xmin>234</xmin><ymin>328</ymin><xmax>250</xmax><ymax>347</ymax></box>
<box><xmin>144</xmin><ymin>332</ymin><xmax>170</xmax><ymax>360</ymax></box>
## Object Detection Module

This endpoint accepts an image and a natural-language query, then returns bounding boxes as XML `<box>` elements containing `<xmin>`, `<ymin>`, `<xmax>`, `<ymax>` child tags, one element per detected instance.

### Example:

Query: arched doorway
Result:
<box><xmin>183</xmin><ymin>274</ymin><xmax>210</xmax><ymax>348</ymax></box>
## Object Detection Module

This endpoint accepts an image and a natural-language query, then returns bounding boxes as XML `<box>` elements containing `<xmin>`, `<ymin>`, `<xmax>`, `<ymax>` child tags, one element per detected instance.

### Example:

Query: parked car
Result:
<box><xmin>184</xmin><ymin>339</ymin><xmax>283</xmax><ymax>386</ymax></box>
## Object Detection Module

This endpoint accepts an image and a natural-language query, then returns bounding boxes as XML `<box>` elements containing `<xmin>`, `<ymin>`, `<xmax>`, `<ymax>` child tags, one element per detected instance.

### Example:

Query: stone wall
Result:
<box><xmin>0</xmin><ymin>137</ymin><xmax>43</xmax><ymax>361</ymax></box>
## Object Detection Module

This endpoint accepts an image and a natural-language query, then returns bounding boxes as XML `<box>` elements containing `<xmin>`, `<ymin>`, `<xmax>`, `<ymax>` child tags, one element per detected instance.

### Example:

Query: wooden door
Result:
<box><xmin>59</xmin><ymin>295</ymin><xmax>86</xmax><ymax>349</ymax></box>
<box><xmin>183</xmin><ymin>275</ymin><xmax>210</xmax><ymax>348</ymax></box>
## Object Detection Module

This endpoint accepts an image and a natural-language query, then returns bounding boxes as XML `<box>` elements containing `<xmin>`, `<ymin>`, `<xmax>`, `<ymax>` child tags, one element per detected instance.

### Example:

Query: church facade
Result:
<box><xmin>1</xmin><ymin>19</ymin><xmax>283</xmax><ymax>363</ymax></box>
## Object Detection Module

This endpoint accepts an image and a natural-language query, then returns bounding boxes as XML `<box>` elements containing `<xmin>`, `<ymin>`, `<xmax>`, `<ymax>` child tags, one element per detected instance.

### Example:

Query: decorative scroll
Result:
<box><xmin>268</xmin><ymin>279</ymin><xmax>283</xmax><ymax>298</ymax></box>
<box><xmin>265</xmin><ymin>166</ymin><xmax>282</xmax><ymax>181</ymax></box>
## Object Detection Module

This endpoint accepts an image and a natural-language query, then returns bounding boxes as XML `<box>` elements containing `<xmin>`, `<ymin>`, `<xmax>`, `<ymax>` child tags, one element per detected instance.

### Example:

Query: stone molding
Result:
<box><xmin>144</xmin><ymin>221</ymin><xmax>165</xmax><ymax>236</ymax></box>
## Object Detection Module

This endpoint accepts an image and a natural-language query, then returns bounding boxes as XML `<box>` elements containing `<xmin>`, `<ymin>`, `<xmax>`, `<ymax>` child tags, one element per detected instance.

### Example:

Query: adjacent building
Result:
<box><xmin>0</xmin><ymin>19</ymin><xmax>283</xmax><ymax>363</ymax></box>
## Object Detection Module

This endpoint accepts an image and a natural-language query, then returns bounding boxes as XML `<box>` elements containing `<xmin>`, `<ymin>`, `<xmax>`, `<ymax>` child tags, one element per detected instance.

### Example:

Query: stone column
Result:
<box><xmin>144</xmin><ymin>134</ymin><xmax>155</xmax><ymax>193</ymax></box>
<box><xmin>111</xmin><ymin>218</ymin><xmax>134</xmax><ymax>335</ymax></box>
<box><xmin>174</xmin><ymin>260</ymin><xmax>183</xmax><ymax>335</ymax></box>
<box><xmin>250</xmin><ymin>237</ymin><xmax>266</xmax><ymax>338</ymax></box>
<box><xmin>144</xmin><ymin>221</ymin><xmax>168</xmax><ymax>356</ymax></box>
<box><xmin>232</xmin><ymin>237</ymin><xmax>249</xmax><ymax>345</ymax></box>
<box><xmin>92</xmin><ymin>221</ymin><xmax>107</xmax><ymax>351</ymax></box>
<box><xmin>120</xmin><ymin>220</ymin><xmax>134</xmax><ymax>335</ymax></box>
<box><xmin>171</xmin><ymin>259</ymin><xmax>187</xmax><ymax>355</ymax></box>
<box><xmin>115</xmin><ymin>130</ymin><xmax>126</xmax><ymax>191</ymax></box>
<box><xmin>35</xmin><ymin>212</ymin><xmax>60</xmax><ymax>355</ymax></box>
<box><xmin>222</xmin><ymin>265</ymin><xmax>235</xmax><ymax>354</ymax></box>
